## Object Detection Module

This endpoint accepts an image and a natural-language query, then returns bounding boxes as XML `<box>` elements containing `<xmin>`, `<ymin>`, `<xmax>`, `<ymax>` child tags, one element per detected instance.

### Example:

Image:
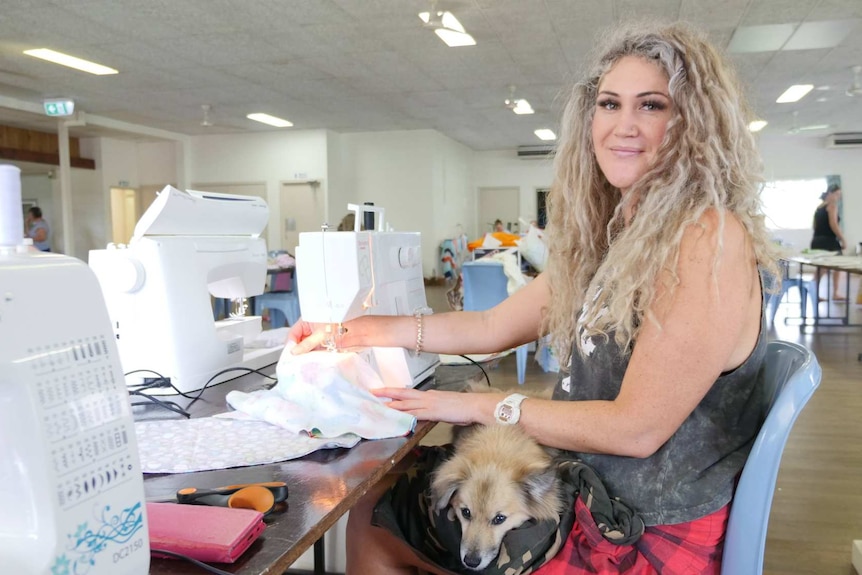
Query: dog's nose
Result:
<box><xmin>463</xmin><ymin>553</ymin><xmax>482</xmax><ymax>569</ymax></box>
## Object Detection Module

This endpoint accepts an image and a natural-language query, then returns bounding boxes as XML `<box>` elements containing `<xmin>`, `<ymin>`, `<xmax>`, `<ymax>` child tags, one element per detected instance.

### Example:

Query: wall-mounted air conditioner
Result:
<box><xmin>517</xmin><ymin>145</ymin><xmax>555</xmax><ymax>159</ymax></box>
<box><xmin>825</xmin><ymin>133</ymin><xmax>862</xmax><ymax>149</ymax></box>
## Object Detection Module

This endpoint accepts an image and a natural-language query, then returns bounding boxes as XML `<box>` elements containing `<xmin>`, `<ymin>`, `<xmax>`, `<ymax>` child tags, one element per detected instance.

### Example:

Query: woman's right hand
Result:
<box><xmin>286</xmin><ymin>319</ymin><xmax>329</xmax><ymax>354</ymax></box>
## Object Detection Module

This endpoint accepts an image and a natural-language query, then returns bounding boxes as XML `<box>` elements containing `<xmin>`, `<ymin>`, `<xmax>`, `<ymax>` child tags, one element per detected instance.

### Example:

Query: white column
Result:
<box><xmin>57</xmin><ymin>119</ymin><xmax>73</xmax><ymax>256</ymax></box>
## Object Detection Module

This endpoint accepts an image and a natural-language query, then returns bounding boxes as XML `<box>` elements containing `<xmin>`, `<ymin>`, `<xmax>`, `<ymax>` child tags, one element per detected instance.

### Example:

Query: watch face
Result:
<box><xmin>499</xmin><ymin>404</ymin><xmax>514</xmax><ymax>422</ymax></box>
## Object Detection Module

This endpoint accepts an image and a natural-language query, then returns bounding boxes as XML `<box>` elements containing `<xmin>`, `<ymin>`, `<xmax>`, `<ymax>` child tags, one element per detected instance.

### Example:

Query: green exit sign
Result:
<box><xmin>43</xmin><ymin>99</ymin><xmax>75</xmax><ymax>117</ymax></box>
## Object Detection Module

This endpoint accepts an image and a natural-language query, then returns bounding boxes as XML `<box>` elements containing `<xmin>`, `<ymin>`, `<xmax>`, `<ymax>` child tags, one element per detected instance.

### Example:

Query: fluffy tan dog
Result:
<box><xmin>430</xmin><ymin>423</ymin><xmax>563</xmax><ymax>571</ymax></box>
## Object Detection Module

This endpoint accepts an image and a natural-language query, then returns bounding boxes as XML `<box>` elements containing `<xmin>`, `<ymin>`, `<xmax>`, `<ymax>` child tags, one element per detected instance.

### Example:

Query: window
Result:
<box><xmin>760</xmin><ymin>176</ymin><xmax>841</xmax><ymax>231</ymax></box>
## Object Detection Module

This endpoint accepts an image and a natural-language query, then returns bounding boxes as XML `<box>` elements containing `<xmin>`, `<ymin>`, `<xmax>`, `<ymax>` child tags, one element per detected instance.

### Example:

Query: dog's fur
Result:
<box><xmin>430</xmin><ymin>423</ymin><xmax>563</xmax><ymax>571</ymax></box>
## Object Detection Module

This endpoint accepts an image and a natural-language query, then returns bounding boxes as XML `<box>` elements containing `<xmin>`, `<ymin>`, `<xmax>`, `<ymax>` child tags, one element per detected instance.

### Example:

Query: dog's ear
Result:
<box><xmin>430</xmin><ymin>457</ymin><xmax>467</xmax><ymax>510</ymax></box>
<box><xmin>521</xmin><ymin>467</ymin><xmax>558</xmax><ymax>505</ymax></box>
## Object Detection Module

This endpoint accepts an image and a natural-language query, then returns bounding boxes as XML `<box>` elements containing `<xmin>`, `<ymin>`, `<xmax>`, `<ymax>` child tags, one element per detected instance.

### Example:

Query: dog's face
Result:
<box><xmin>431</xmin><ymin>426</ymin><xmax>561</xmax><ymax>571</ymax></box>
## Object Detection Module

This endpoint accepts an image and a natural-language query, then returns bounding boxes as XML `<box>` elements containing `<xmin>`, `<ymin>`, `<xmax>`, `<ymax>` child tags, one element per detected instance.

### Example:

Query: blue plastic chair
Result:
<box><xmin>764</xmin><ymin>262</ymin><xmax>818</xmax><ymax>325</ymax></box>
<box><xmin>254</xmin><ymin>269</ymin><xmax>301</xmax><ymax>328</ymax></box>
<box><xmin>461</xmin><ymin>261</ymin><xmax>528</xmax><ymax>385</ymax></box>
<box><xmin>720</xmin><ymin>340</ymin><xmax>821</xmax><ymax>575</ymax></box>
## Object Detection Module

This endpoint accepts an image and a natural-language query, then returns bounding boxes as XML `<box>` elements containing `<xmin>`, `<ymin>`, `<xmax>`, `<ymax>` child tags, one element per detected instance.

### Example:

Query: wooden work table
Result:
<box><xmin>138</xmin><ymin>362</ymin><xmax>475</xmax><ymax>575</ymax></box>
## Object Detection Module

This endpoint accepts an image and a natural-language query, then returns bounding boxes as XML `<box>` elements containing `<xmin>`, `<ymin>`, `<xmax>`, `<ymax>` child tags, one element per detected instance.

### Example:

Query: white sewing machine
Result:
<box><xmin>295</xmin><ymin>203</ymin><xmax>439</xmax><ymax>387</ymax></box>
<box><xmin>89</xmin><ymin>185</ymin><xmax>283</xmax><ymax>395</ymax></box>
<box><xmin>0</xmin><ymin>164</ymin><xmax>149</xmax><ymax>574</ymax></box>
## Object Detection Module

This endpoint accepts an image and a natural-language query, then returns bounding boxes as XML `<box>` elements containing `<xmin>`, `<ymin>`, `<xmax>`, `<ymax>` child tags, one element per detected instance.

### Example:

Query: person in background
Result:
<box><xmin>810</xmin><ymin>183</ymin><xmax>846</xmax><ymax>301</ymax></box>
<box><xmin>288</xmin><ymin>21</ymin><xmax>779</xmax><ymax>574</ymax></box>
<box><xmin>493</xmin><ymin>218</ymin><xmax>505</xmax><ymax>232</ymax></box>
<box><xmin>25</xmin><ymin>206</ymin><xmax>51</xmax><ymax>252</ymax></box>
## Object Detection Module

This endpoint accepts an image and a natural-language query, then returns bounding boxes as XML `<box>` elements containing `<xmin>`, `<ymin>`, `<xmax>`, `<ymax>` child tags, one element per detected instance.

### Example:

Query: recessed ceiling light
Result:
<box><xmin>23</xmin><ymin>48</ymin><xmax>118</xmax><ymax>75</ymax></box>
<box><xmin>246</xmin><ymin>113</ymin><xmax>293</xmax><ymax>128</ymax></box>
<box><xmin>418</xmin><ymin>10</ymin><xmax>476</xmax><ymax>47</ymax></box>
<box><xmin>534</xmin><ymin>129</ymin><xmax>556</xmax><ymax>140</ymax></box>
<box><xmin>512</xmin><ymin>100</ymin><xmax>534</xmax><ymax>115</ymax></box>
<box><xmin>776</xmin><ymin>84</ymin><xmax>813</xmax><ymax>103</ymax></box>
<box><xmin>748</xmin><ymin>120</ymin><xmax>768</xmax><ymax>132</ymax></box>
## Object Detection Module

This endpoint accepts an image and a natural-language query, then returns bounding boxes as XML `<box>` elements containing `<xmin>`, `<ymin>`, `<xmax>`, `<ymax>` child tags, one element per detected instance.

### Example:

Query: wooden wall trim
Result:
<box><xmin>0</xmin><ymin>146</ymin><xmax>96</xmax><ymax>169</ymax></box>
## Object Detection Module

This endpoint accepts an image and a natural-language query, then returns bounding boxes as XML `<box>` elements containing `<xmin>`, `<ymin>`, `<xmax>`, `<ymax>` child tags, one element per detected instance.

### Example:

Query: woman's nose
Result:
<box><xmin>614</xmin><ymin>109</ymin><xmax>638</xmax><ymax>137</ymax></box>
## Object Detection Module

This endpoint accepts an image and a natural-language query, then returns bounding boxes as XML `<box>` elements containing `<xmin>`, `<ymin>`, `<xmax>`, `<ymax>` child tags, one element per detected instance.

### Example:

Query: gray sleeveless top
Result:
<box><xmin>552</xmin><ymin>318</ymin><xmax>767</xmax><ymax>526</ymax></box>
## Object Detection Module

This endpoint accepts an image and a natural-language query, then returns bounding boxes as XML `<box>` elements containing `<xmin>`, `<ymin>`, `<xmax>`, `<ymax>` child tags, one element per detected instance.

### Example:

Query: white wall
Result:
<box><xmin>189</xmin><ymin>130</ymin><xmax>329</xmax><ymax>253</ymax></box>
<box><xmin>336</xmin><ymin>129</ymin><xmax>475</xmax><ymax>277</ymax></box>
<box><xmin>472</xmin><ymin>150</ymin><xmax>555</xmax><ymax>228</ymax></box>
<box><xmin>758</xmin><ymin>134</ymin><xmax>862</xmax><ymax>251</ymax></box>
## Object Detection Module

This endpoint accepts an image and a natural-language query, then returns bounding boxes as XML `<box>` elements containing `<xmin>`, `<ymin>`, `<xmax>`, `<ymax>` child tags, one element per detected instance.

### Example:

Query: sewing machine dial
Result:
<box><xmin>398</xmin><ymin>246</ymin><xmax>420</xmax><ymax>269</ymax></box>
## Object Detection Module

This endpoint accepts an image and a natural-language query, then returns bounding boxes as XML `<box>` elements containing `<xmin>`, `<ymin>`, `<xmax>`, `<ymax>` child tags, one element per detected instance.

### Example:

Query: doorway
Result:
<box><xmin>280</xmin><ymin>181</ymin><xmax>324</xmax><ymax>254</ymax></box>
<box><xmin>478</xmin><ymin>187</ymin><xmax>519</xmax><ymax>234</ymax></box>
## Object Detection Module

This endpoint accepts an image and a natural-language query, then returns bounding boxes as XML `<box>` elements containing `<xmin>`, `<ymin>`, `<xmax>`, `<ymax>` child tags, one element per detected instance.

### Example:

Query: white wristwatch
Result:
<box><xmin>494</xmin><ymin>393</ymin><xmax>528</xmax><ymax>425</ymax></box>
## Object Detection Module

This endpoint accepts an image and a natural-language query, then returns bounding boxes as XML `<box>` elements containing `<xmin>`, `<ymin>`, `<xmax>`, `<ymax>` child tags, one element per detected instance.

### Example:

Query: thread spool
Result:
<box><xmin>0</xmin><ymin>165</ymin><xmax>23</xmax><ymax>247</ymax></box>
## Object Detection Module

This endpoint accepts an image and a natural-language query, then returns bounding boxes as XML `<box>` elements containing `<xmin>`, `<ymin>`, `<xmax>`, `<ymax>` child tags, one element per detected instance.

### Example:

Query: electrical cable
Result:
<box><xmin>457</xmin><ymin>354</ymin><xmax>491</xmax><ymax>387</ymax></box>
<box><xmin>149</xmin><ymin>549</ymin><xmax>235</xmax><ymax>575</ymax></box>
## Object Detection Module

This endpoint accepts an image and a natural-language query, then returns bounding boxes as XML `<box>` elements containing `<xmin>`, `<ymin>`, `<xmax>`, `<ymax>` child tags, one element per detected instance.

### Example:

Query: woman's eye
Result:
<box><xmin>597</xmin><ymin>99</ymin><xmax>618</xmax><ymax>110</ymax></box>
<box><xmin>641</xmin><ymin>100</ymin><xmax>667</xmax><ymax>111</ymax></box>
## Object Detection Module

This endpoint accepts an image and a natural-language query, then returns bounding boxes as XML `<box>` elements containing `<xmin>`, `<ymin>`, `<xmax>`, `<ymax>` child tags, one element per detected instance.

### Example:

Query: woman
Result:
<box><xmin>289</xmin><ymin>22</ymin><xmax>779</xmax><ymax>575</ymax></box>
<box><xmin>810</xmin><ymin>184</ymin><xmax>846</xmax><ymax>300</ymax></box>
<box><xmin>25</xmin><ymin>206</ymin><xmax>51</xmax><ymax>252</ymax></box>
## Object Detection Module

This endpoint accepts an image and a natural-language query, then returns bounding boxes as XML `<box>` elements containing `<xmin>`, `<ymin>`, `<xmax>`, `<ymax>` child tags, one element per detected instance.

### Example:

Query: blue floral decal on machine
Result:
<box><xmin>51</xmin><ymin>502</ymin><xmax>144</xmax><ymax>575</ymax></box>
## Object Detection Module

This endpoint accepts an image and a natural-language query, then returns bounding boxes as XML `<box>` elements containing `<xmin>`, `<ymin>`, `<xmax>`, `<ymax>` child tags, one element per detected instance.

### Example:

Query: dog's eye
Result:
<box><xmin>460</xmin><ymin>508</ymin><xmax>472</xmax><ymax>520</ymax></box>
<box><xmin>491</xmin><ymin>514</ymin><xmax>507</xmax><ymax>525</ymax></box>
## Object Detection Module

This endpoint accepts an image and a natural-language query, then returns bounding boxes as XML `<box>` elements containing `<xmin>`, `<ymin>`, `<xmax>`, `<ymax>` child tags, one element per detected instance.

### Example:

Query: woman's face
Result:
<box><xmin>591</xmin><ymin>56</ymin><xmax>673</xmax><ymax>193</ymax></box>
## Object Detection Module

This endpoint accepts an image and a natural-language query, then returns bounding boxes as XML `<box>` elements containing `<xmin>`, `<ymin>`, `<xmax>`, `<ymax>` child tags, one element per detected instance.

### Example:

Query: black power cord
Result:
<box><xmin>457</xmin><ymin>354</ymin><xmax>491</xmax><ymax>387</ymax></box>
<box><xmin>150</xmin><ymin>549</ymin><xmax>235</xmax><ymax>575</ymax></box>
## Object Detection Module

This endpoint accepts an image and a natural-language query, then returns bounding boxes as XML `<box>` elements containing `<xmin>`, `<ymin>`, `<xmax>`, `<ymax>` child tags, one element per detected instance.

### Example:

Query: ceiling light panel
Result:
<box><xmin>246</xmin><ymin>113</ymin><xmax>293</xmax><ymax>127</ymax></box>
<box><xmin>23</xmin><ymin>48</ymin><xmax>118</xmax><ymax>75</ymax></box>
<box><xmin>748</xmin><ymin>120</ymin><xmax>768</xmax><ymax>132</ymax></box>
<box><xmin>727</xmin><ymin>24</ymin><xmax>795</xmax><ymax>53</ymax></box>
<box><xmin>782</xmin><ymin>20</ymin><xmax>858</xmax><ymax>50</ymax></box>
<box><xmin>512</xmin><ymin>100</ymin><xmax>534</xmax><ymax>115</ymax></box>
<box><xmin>776</xmin><ymin>84</ymin><xmax>814</xmax><ymax>103</ymax></box>
<box><xmin>534</xmin><ymin>129</ymin><xmax>556</xmax><ymax>140</ymax></box>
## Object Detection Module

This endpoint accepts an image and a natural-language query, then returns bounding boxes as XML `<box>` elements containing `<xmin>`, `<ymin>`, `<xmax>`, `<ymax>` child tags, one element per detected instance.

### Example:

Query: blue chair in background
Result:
<box><xmin>254</xmin><ymin>268</ymin><xmax>301</xmax><ymax>328</ymax></box>
<box><xmin>721</xmin><ymin>340</ymin><xmax>821</xmax><ymax>575</ymax></box>
<box><xmin>764</xmin><ymin>262</ymin><xmax>818</xmax><ymax>326</ymax></box>
<box><xmin>461</xmin><ymin>261</ymin><xmax>528</xmax><ymax>385</ymax></box>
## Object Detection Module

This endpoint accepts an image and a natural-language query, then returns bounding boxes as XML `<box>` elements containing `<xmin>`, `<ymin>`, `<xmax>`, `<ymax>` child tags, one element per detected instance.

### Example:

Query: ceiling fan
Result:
<box><xmin>847</xmin><ymin>65</ymin><xmax>862</xmax><ymax>97</ymax></box>
<box><xmin>200</xmin><ymin>104</ymin><xmax>214</xmax><ymax>127</ymax></box>
<box><xmin>504</xmin><ymin>85</ymin><xmax>534</xmax><ymax>115</ymax></box>
<box><xmin>419</xmin><ymin>0</ymin><xmax>476</xmax><ymax>47</ymax></box>
<box><xmin>787</xmin><ymin>110</ymin><xmax>829</xmax><ymax>135</ymax></box>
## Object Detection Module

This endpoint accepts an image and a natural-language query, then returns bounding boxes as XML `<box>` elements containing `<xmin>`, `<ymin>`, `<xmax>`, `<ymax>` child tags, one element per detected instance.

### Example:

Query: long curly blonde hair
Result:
<box><xmin>543</xmin><ymin>22</ymin><xmax>780</xmax><ymax>365</ymax></box>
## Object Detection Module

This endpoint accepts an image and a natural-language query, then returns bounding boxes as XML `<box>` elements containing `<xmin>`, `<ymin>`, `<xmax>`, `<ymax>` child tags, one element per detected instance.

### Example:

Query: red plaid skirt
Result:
<box><xmin>533</xmin><ymin>499</ymin><xmax>728</xmax><ymax>575</ymax></box>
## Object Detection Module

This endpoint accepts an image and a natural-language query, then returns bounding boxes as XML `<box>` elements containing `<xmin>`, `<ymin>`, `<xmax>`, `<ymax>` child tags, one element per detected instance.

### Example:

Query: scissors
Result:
<box><xmin>176</xmin><ymin>481</ymin><xmax>288</xmax><ymax>515</ymax></box>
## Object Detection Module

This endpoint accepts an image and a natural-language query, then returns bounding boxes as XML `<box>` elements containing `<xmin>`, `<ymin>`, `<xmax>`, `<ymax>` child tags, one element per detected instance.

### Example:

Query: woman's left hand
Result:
<box><xmin>372</xmin><ymin>387</ymin><xmax>498</xmax><ymax>426</ymax></box>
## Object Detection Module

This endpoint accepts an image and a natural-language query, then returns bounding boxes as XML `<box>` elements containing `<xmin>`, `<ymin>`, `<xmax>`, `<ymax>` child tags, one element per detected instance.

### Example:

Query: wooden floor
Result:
<box><xmin>423</xmin><ymin>283</ymin><xmax>862</xmax><ymax>574</ymax></box>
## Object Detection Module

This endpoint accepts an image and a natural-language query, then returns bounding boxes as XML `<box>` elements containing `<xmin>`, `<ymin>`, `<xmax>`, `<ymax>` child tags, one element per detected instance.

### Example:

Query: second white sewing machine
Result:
<box><xmin>295</xmin><ymin>203</ymin><xmax>439</xmax><ymax>387</ymax></box>
<box><xmin>89</xmin><ymin>185</ymin><xmax>283</xmax><ymax>394</ymax></box>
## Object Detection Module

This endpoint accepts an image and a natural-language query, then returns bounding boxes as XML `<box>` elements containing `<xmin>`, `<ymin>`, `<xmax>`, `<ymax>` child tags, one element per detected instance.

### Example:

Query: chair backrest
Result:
<box><xmin>721</xmin><ymin>340</ymin><xmax>821</xmax><ymax>575</ymax></box>
<box><xmin>461</xmin><ymin>262</ymin><xmax>508</xmax><ymax>311</ymax></box>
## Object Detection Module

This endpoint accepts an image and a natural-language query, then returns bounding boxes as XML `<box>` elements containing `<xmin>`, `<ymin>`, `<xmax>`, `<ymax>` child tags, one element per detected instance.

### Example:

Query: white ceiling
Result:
<box><xmin>1</xmin><ymin>0</ymin><xmax>862</xmax><ymax>150</ymax></box>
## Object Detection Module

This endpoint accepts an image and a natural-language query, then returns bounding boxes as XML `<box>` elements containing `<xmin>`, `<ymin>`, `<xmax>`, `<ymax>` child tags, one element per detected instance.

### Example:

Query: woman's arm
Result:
<box><xmin>289</xmin><ymin>272</ymin><xmax>549</xmax><ymax>355</ymax></box>
<box><xmin>378</xmin><ymin>211</ymin><xmax>763</xmax><ymax>457</ymax></box>
<box><xmin>827</xmin><ymin>199</ymin><xmax>845</xmax><ymax>249</ymax></box>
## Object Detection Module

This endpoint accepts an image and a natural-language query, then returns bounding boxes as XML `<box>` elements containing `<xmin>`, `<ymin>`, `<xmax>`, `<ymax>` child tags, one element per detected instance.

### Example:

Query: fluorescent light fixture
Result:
<box><xmin>418</xmin><ymin>11</ymin><xmax>476</xmax><ymax>47</ymax></box>
<box><xmin>783</xmin><ymin>19</ymin><xmax>857</xmax><ymax>51</ymax></box>
<box><xmin>534</xmin><ymin>129</ymin><xmax>557</xmax><ymax>141</ymax></box>
<box><xmin>748</xmin><ymin>120</ymin><xmax>768</xmax><ymax>132</ymax></box>
<box><xmin>512</xmin><ymin>99</ymin><xmax>534</xmax><ymax>115</ymax></box>
<box><xmin>246</xmin><ymin>113</ymin><xmax>293</xmax><ymax>128</ymax></box>
<box><xmin>797</xmin><ymin>124</ymin><xmax>830</xmax><ymax>131</ymax></box>
<box><xmin>776</xmin><ymin>84</ymin><xmax>813</xmax><ymax>103</ymax></box>
<box><xmin>727</xmin><ymin>24</ymin><xmax>795</xmax><ymax>53</ymax></box>
<box><xmin>23</xmin><ymin>48</ymin><xmax>117</xmax><ymax>75</ymax></box>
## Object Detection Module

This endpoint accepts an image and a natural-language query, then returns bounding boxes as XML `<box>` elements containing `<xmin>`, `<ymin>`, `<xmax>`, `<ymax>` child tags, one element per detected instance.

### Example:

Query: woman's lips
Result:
<box><xmin>610</xmin><ymin>146</ymin><xmax>642</xmax><ymax>157</ymax></box>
